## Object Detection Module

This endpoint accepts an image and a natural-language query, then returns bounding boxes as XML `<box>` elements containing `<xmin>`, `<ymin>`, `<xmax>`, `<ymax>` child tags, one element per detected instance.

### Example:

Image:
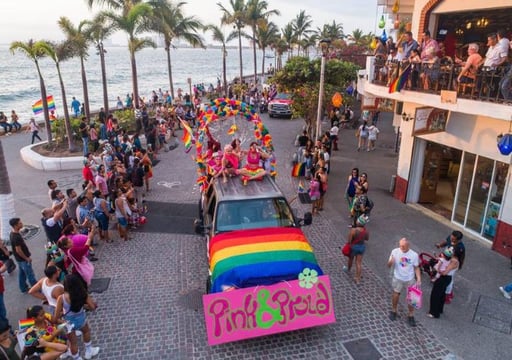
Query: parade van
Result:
<box><xmin>195</xmin><ymin>175</ymin><xmax>335</xmax><ymax>345</ymax></box>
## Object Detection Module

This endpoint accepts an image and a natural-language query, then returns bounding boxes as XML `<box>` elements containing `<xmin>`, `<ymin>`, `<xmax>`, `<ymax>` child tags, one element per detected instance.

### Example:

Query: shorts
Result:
<box><xmin>117</xmin><ymin>217</ymin><xmax>128</xmax><ymax>228</ymax></box>
<box><xmin>64</xmin><ymin>311</ymin><xmax>87</xmax><ymax>331</ymax></box>
<box><xmin>459</xmin><ymin>75</ymin><xmax>474</xmax><ymax>84</ymax></box>
<box><xmin>392</xmin><ymin>277</ymin><xmax>416</xmax><ymax>294</ymax></box>
<box><xmin>95</xmin><ymin>211</ymin><xmax>109</xmax><ymax>231</ymax></box>
<box><xmin>351</xmin><ymin>243</ymin><xmax>366</xmax><ymax>256</ymax></box>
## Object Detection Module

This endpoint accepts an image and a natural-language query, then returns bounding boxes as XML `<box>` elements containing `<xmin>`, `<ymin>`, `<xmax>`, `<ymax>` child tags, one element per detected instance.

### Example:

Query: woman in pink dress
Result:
<box><xmin>238</xmin><ymin>142</ymin><xmax>269</xmax><ymax>183</ymax></box>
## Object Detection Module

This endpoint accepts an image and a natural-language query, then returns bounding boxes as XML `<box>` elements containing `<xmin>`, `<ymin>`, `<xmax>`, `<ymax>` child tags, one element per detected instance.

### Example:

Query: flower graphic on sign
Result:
<box><xmin>298</xmin><ymin>268</ymin><xmax>318</xmax><ymax>289</ymax></box>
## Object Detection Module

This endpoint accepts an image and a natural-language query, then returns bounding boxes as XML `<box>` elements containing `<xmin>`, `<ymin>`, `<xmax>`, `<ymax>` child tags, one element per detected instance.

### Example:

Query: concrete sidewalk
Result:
<box><xmin>1</xmin><ymin>104</ymin><xmax>511</xmax><ymax>359</ymax></box>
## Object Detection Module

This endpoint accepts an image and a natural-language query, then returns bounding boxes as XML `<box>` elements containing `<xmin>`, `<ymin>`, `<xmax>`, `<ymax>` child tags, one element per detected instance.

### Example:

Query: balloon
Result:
<box><xmin>139</xmin><ymin>216</ymin><xmax>147</xmax><ymax>225</ymax></box>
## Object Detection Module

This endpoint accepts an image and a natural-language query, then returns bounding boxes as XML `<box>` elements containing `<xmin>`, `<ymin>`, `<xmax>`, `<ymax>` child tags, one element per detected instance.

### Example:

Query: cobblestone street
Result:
<box><xmin>3</xmin><ymin>110</ymin><xmax>512</xmax><ymax>359</ymax></box>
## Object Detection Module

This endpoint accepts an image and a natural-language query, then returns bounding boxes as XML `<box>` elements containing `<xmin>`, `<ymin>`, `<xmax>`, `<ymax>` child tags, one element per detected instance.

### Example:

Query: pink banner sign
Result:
<box><xmin>203</xmin><ymin>275</ymin><xmax>335</xmax><ymax>346</ymax></box>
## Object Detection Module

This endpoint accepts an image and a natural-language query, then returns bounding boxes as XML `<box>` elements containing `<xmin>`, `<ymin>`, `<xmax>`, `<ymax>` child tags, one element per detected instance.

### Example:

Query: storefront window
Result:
<box><xmin>466</xmin><ymin>156</ymin><xmax>494</xmax><ymax>233</ymax></box>
<box><xmin>453</xmin><ymin>152</ymin><xmax>475</xmax><ymax>224</ymax></box>
<box><xmin>483</xmin><ymin>162</ymin><xmax>509</xmax><ymax>240</ymax></box>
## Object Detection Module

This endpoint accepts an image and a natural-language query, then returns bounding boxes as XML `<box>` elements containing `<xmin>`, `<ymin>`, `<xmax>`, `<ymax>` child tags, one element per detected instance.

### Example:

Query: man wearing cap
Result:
<box><xmin>343</xmin><ymin>214</ymin><xmax>369</xmax><ymax>284</ymax></box>
<box><xmin>436</xmin><ymin>230</ymin><xmax>465</xmax><ymax>303</ymax></box>
<box><xmin>387</xmin><ymin>238</ymin><xmax>421</xmax><ymax>327</ymax></box>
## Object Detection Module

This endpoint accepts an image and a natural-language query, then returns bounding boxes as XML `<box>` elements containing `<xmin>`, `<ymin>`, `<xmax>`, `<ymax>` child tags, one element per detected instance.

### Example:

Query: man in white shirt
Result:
<box><xmin>482</xmin><ymin>33</ymin><xmax>508</xmax><ymax>69</ymax></box>
<box><xmin>387</xmin><ymin>238</ymin><xmax>421</xmax><ymax>327</ymax></box>
<box><xmin>329</xmin><ymin>124</ymin><xmax>339</xmax><ymax>151</ymax></box>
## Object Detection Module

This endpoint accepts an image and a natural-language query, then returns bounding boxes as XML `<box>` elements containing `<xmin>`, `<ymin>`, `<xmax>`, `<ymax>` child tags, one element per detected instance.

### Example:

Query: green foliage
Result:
<box><xmin>270</xmin><ymin>56</ymin><xmax>360</xmax><ymax>129</ymax></box>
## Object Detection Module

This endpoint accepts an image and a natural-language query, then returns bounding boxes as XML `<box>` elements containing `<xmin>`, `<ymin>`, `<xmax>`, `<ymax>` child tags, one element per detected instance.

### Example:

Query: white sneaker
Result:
<box><xmin>75</xmin><ymin>330</ymin><xmax>82</xmax><ymax>337</ymax></box>
<box><xmin>59</xmin><ymin>349</ymin><xmax>71</xmax><ymax>359</ymax></box>
<box><xmin>84</xmin><ymin>346</ymin><xmax>100</xmax><ymax>359</ymax></box>
<box><xmin>499</xmin><ymin>286</ymin><xmax>511</xmax><ymax>299</ymax></box>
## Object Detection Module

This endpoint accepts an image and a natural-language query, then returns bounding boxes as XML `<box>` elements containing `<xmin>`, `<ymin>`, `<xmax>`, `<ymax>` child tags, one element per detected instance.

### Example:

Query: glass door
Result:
<box><xmin>453</xmin><ymin>152</ymin><xmax>475</xmax><ymax>224</ymax></box>
<box><xmin>466</xmin><ymin>156</ymin><xmax>494</xmax><ymax>233</ymax></box>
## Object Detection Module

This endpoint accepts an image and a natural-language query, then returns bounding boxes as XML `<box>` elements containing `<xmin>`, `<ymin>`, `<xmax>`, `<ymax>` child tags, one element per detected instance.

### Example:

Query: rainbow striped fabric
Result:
<box><xmin>209</xmin><ymin>227</ymin><xmax>323</xmax><ymax>293</ymax></box>
<box><xmin>179</xmin><ymin>118</ymin><xmax>193</xmax><ymax>153</ymax></box>
<box><xmin>388</xmin><ymin>64</ymin><xmax>411</xmax><ymax>93</ymax></box>
<box><xmin>291</xmin><ymin>162</ymin><xmax>305</xmax><ymax>177</ymax></box>
<box><xmin>32</xmin><ymin>95</ymin><xmax>56</xmax><ymax>115</ymax></box>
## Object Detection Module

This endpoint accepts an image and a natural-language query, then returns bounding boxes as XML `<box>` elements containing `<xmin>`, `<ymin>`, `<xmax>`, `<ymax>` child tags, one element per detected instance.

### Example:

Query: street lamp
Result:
<box><xmin>315</xmin><ymin>39</ymin><xmax>331</xmax><ymax>141</ymax></box>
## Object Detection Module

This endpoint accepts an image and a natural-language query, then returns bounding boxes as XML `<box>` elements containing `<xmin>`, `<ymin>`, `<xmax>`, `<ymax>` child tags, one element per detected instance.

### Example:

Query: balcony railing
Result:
<box><xmin>371</xmin><ymin>55</ymin><xmax>512</xmax><ymax>104</ymax></box>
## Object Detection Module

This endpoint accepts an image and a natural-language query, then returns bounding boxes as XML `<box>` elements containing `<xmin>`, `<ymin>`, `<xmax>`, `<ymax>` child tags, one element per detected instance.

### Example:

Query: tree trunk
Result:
<box><xmin>80</xmin><ymin>57</ymin><xmax>91</xmax><ymax>120</ymax></box>
<box><xmin>131</xmin><ymin>50</ymin><xmax>140</xmax><ymax>109</ymax></box>
<box><xmin>99</xmin><ymin>43</ymin><xmax>109</xmax><ymax>116</ymax></box>
<box><xmin>36</xmin><ymin>62</ymin><xmax>52</xmax><ymax>143</ymax></box>
<box><xmin>0</xmin><ymin>140</ymin><xmax>16</xmax><ymax>243</ymax></box>
<box><xmin>222</xmin><ymin>47</ymin><xmax>228</xmax><ymax>98</ymax></box>
<box><xmin>238</xmin><ymin>29</ymin><xmax>243</xmax><ymax>84</ymax></box>
<box><xmin>56</xmin><ymin>63</ymin><xmax>77</xmax><ymax>152</ymax></box>
<box><xmin>166</xmin><ymin>44</ymin><xmax>175</xmax><ymax>100</ymax></box>
<box><xmin>261</xmin><ymin>48</ymin><xmax>266</xmax><ymax>79</ymax></box>
<box><xmin>252</xmin><ymin>27</ymin><xmax>257</xmax><ymax>86</ymax></box>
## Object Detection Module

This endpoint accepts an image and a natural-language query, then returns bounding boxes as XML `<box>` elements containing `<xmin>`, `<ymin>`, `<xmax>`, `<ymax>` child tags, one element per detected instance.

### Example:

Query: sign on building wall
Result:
<box><xmin>203</xmin><ymin>275</ymin><xmax>335</xmax><ymax>345</ymax></box>
<box><xmin>413</xmin><ymin>107</ymin><xmax>449</xmax><ymax>135</ymax></box>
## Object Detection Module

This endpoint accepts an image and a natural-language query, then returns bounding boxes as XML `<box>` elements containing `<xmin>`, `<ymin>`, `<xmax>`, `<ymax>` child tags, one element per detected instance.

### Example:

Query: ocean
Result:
<box><xmin>0</xmin><ymin>44</ymin><xmax>275</xmax><ymax>123</ymax></box>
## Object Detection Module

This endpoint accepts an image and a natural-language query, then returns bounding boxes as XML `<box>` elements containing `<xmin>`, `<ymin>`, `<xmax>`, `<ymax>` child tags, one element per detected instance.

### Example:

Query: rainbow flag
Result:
<box><xmin>179</xmin><ymin>118</ymin><xmax>194</xmax><ymax>153</ymax></box>
<box><xmin>208</xmin><ymin>227</ymin><xmax>323</xmax><ymax>293</ymax></box>
<box><xmin>18</xmin><ymin>318</ymin><xmax>35</xmax><ymax>331</ymax></box>
<box><xmin>32</xmin><ymin>95</ymin><xmax>56</xmax><ymax>115</ymax></box>
<box><xmin>388</xmin><ymin>64</ymin><xmax>411</xmax><ymax>93</ymax></box>
<box><xmin>291</xmin><ymin>162</ymin><xmax>305</xmax><ymax>177</ymax></box>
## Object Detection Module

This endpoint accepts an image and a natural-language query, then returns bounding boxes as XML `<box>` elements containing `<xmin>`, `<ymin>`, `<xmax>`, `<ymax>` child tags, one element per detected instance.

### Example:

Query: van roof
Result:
<box><xmin>212</xmin><ymin>175</ymin><xmax>284</xmax><ymax>202</ymax></box>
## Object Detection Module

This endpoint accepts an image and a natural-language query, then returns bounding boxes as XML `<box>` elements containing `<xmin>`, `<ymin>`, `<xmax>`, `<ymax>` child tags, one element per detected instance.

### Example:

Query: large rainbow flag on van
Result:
<box><xmin>32</xmin><ymin>96</ymin><xmax>56</xmax><ymax>115</ymax></box>
<box><xmin>208</xmin><ymin>227</ymin><xmax>323</xmax><ymax>293</ymax></box>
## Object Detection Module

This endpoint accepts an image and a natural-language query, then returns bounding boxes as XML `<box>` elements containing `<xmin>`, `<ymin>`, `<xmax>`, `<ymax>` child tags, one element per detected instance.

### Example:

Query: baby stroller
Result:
<box><xmin>419</xmin><ymin>251</ymin><xmax>438</xmax><ymax>280</ymax></box>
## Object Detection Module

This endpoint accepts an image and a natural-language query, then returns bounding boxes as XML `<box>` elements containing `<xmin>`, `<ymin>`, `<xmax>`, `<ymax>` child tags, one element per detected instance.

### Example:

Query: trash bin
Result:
<box><xmin>389</xmin><ymin>175</ymin><xmax>396</xmax><ymax>193</ymax></box>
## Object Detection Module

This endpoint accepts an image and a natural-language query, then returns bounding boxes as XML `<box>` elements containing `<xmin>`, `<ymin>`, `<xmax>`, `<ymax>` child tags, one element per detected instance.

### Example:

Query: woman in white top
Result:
<box><xmin>28</xmin><ymin>265</ymin><xmax>64</xmax><ymax>314</ymax></box>
<box><xmin>27</xmin><ymin>117</ymin><xmax>42</xmax><ymax>144</ymax></box>
<box><xmin>367</xmin><ymin>124</ymin><xmax>380</xmax><ymax>151</ymax></box>
<box><xmin>357</xmin><ymin>121</ymin><xmax>369</xmax><ymax>151</ymax></box>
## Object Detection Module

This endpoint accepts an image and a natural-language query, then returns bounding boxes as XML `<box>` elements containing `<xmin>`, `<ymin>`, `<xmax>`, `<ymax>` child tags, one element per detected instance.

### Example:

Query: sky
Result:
<box><xmin>0</xmin><ymin>0</ymin><xmax>379</xmax><ymax>45</ymax></box>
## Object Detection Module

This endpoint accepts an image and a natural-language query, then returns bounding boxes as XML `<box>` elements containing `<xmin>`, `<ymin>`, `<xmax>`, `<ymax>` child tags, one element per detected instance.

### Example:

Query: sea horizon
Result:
<box><xmin>0</xmin><ymin>44</ymin><xmax>279</xmax><ymax>123</ymax></box>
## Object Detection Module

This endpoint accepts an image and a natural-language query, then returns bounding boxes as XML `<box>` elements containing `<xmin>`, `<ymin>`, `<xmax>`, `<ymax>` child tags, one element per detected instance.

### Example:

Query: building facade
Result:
<box><xmin>359</xmin><ymin>0</ymin><xmax>512</xmax><ymax>256</ymax></box>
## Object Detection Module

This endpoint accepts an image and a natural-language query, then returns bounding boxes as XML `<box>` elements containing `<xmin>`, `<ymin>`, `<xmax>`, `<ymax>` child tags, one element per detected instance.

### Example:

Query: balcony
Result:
<box><xmin>358</xmin><ymin>56</ymin><xmax>512</xmax><ymax>121</ymax></box>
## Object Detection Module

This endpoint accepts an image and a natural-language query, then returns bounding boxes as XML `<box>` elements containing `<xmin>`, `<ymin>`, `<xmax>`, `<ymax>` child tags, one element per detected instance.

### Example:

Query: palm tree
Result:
<box><xmin>205</xmin><ymin>24</ymin><xmax>230</xmax><ymax>97</ymax></box>
<box><xmin>86</xmin><ymin>13</ymin><xmax>116</xmax><ymax>116</ymax></box>
<box><xmin>292</xmin><ymin>10</ymin><xmax>313</xmax><ymax>56</ymax></box>
<box><xmin>255</xmin><ymin>21</ymin><xmax>279</xmax><ymax>76</ymax></box>
<box><xmin>103</xmin><ymin>3</ymin><xmax>155</xmax><ymax>109</ymax></box>
<box><xmin>347</xmin><ymin>28</ymin><xmax>365</xmax><ymax>46</ymax></box>
<box><xmin>0</xmin><ymin>140</ymin><xmax>16</xmax><ymax>243</ymax></box>
<box><xmin>316</xmin><ymin>20</ymin><xmax>344</xmax><ymax>42</ymax></box>
<box><xmin>37</xmin><ymin>41</ymin><xmax>77</xmax><ymax>152</ymax></box>
<box><xmin>245</xmin><ymin>0</ymin><xmax>279</xmax><ymax>85</ymax></box>
<box><xmin>58</xmin><ymin>17</ymin><xmax>92</xmax><ymax>119</ymax></box>
<box><xmin>274</xmin><ymin>37</ymin><xmax>288</xmax><ymax>70</ymax></box>
<box><xmin>218</xmin><ymin>0</ymin><xmax>247</xmax><ymax>84</ymax></box>
<box><xmin>281</xmin><ymin>22</ymin><xmax>296</xmax><ymax>60</ymax></box>
<box><xmin>10</xmin><ymin>40</ymin><xmax>53</xmax><ymax>142</ymax></box>
<box><xmin>148</xmin><ymin>0</ymin><xmax>205</xmax><ymax>99</ymax></box>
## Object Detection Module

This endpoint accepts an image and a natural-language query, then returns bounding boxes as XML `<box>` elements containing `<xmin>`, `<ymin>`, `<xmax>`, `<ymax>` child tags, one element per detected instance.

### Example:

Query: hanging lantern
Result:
<box><xmin>497</xmin><ymin>134</ymin><xmax>512</xmax><ymax>155</ymax></box>
<box><xmin>370</xmin><ymin>37</ymin><xmax>377</xmax><ymax>50</ymax></box>
<box><xmin>378</xmin><ymin>15</ymin><xmax>386</xmax><ymax>29</ymax></box>
<box><xmin>392</xmin><ymin>0</ymin><xmax>400</xmax><ymax>14</ymax></box>
<box><xmin>332</xmin><ymin>92</ymin><xmax>343</xmax><ymax>108</ymax></box>
<box><xmin>380</xmin><ymin>29</ymin><xmax>388</xmax><ymax>42</ymax></box>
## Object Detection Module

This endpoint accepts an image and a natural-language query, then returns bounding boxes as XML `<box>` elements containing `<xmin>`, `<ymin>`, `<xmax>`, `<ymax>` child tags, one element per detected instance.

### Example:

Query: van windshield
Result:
<box><xmin>215</xmin><ymin>198</ymin><xmax>295</xmax><ymax>233</ymax></box>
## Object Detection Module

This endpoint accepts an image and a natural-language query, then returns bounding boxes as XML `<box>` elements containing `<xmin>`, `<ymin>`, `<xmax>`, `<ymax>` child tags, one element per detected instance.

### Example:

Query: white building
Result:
<box><xmin>358</xmin><ymin>0</ymin><xmax>512</xmax><ymax>255</ymax></box>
